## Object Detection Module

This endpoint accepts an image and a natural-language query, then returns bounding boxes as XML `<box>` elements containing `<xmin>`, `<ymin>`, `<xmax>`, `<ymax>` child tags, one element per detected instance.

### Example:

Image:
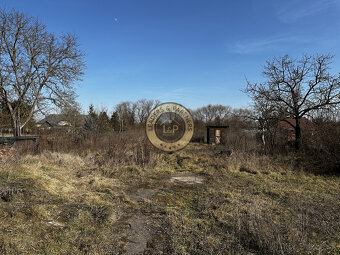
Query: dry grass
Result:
<box><xmin>0</xmin><ymin>139</ymin><xmax>339</xmax><ymax>254</ymax></box>
<box><xmin>0</xmin><ymin>152</ymin><xmax>128</xmax><ymax>254</ymax></box>
<box><xmin>147</xmin><ymin>145</ymin><xmax>339</xmax><ymax>254</ymax></box>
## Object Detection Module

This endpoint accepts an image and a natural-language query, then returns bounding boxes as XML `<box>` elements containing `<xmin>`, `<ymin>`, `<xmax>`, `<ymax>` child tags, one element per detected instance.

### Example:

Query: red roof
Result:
<box><xmin>280</xmin><ymin>117</ymin><xmax>314</xmax><ymax>130</ymax></box>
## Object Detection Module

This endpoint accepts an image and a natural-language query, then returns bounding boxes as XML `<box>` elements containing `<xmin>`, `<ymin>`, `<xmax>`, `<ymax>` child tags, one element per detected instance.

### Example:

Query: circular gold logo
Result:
<box><xmin>146</xmin><ymin>103</ymin><xmax>194</xmax><ymax>152</ymax></box>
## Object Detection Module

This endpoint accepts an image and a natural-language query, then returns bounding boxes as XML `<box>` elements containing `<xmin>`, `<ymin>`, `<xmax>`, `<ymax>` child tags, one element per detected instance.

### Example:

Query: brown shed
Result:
<box><xmin>206</xmin><ymin>125</ymin><xmax>229</xmax><ymax>144</ymax></box>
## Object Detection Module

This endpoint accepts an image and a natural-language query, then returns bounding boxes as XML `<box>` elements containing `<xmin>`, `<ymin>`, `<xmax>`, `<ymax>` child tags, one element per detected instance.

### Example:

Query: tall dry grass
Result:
<box><xmin>33</xmin><ymin>129</ymin><xmax>161</xmax><ymax>168</ymax></box>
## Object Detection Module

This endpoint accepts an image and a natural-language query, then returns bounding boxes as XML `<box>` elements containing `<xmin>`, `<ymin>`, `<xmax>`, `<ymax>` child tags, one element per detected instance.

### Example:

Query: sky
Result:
<box><xmin>1</xmin><ymin>0</ymin><xmax>340</xmax><ymax>112</ymax></box>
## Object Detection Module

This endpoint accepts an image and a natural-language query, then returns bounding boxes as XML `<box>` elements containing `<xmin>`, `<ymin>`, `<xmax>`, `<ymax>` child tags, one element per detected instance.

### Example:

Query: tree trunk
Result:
<box><xmin>14</xmin><ymin>119</ymin><xmax>22</xmax><ymax>136</ymax></box>
<box><xmin>261</xmin><ymin>127</ymin><xmax>266</xmax><ymax>147</ymax></box>
<box><xmin>11</xmin><ymin>112</ymin><xmax>22</xmax><ymax>137</ymax></box>
<box><xmin>294</xmin><ymin>117</ymin><xmax>301</xmax><ymax>151</ymax></box>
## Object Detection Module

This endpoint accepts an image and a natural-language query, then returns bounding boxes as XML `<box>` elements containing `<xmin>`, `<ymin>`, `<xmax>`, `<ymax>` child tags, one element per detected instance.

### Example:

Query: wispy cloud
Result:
<box><xmin>148</xmin><ymin>86</ymin><xmax>225</xmax><ymax>104</ymax></box>
<box><xmin>158</xmin><ymin>87</ymin><xmax>187</xmax><ymax>101</ymax></box>
<box><xmin>232</xmin><ymin>35</ymin><xmax>300</xmax><ymax>54</ymax></box>
<box><xmin>277</xmin><ymin>0</ymin><xmax>340</xmax><ymax>23</ymax></box>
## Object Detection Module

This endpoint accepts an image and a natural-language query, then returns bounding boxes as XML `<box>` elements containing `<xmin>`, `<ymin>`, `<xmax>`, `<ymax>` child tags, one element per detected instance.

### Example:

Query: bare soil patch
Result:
<box><xmin>169</xmin><ymin>174</ymin><xmax>205</xmax><ymax>185</ymax></box>
<box><xmin>123</xmin><ymin>215</ymin><xmax>153</xmax><ymax>255</ymax></box>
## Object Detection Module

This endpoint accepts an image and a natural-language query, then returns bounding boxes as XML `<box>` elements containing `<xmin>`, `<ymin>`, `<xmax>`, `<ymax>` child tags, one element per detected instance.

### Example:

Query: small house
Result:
<box><xmin>279</xmin><ymin>117</ymin><xmax>315</xmax><ymax>142</ymax></box>
<box><xmin>37</xmin><ymin>114</ymin><xmax>86</xmax><ymax>130</ymax></box>
<box><xmin>206</xmin><ymin>125</ymin><xmax>229</xmax><ymax>145</ymax></box>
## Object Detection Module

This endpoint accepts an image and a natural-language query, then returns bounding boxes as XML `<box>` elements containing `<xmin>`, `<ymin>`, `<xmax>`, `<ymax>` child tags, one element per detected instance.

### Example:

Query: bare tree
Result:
<box><xmin>0</xmin><ymin>99</ymin><xmax>11</xmax><ymax>132</ymax></box>
<box><xmin>60</xmin><ymin>101</ymin><xmax>83</xmax><ymax>130</ymax></box>
<box><xmin>115</xmin><ymin>101</ymin><xmax>136</xmax><ymax>132</ymax></box>
<box><xmin>0</xmin><ymin>9</ymin><xmax>85</xmax><ymax>136</ymax></box>
<box><xmin>244</xmin><ymin>100</ymin><xmax>279</xmax><ymax>150</ymax></box>
<box><xmin>245</xmin><ymin>54</ymin><xmax>340</xmax><ymax>150</ymax></box>
<box><xmin>229</xmin><ymin>108</ymin><xmax>254</xmax><ymax>131</ymax></box>
<box><xmin>135</xmin><ymin>99</ymin><xmax>160</xmax><ymax>123</ymax></box>
<box><xmin>195</xmin><ymin>104</ymin><xmax>231</xmax><ymax>124</ymax></box>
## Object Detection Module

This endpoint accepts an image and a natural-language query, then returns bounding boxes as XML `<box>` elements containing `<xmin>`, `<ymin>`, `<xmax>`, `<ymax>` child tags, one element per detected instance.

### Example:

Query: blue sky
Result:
<box><xmin>2</xmin><ymin>0</ymin><xmax>340</xmax><ymax>112</ymax></box>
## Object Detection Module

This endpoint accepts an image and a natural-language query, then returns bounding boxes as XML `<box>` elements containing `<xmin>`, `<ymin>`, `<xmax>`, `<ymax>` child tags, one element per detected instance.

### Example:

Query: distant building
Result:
<box><xmin>279</xmin><ymin>117</ymin><xmax>315</xmax><ymax>142</ymax></box>
<box><xmin>37</xmin><ymin>114</ymin><xmax>86</xmax><ymax>130</ymax></box>
<box><xmin>206</xmin><ymin>125</ymin><xmax>229</xmax><ymax>144</ymax></box>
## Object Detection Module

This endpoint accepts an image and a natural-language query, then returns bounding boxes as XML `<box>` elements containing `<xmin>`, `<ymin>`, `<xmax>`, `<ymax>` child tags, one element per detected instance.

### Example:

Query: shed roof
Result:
<box><xmin>280</xmin><ymin>117</ymin><xmax>314</xmax><ymax>130</ymax></box>
<box><xmin>206</xmin><ymin>125</ymin><xmax>229</xmax><ymax>128</ymax></box>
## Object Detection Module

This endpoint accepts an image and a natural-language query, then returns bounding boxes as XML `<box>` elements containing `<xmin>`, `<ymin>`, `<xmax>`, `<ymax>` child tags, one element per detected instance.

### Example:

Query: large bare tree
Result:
<box><xmin>0</xmin><ymin>9</ymin><xmax>85</xmax><ymax>136</ymax></box>
<box><xmin>135</xmin><ymin>99</ymin><xmax>160</xmax><ymax>123</ymax></box>
<box><xmin>194</xmin><ymin>104</ymin><xmax>231</xmax><ymax>124</ymax></box>
<box><xmin>245</xmin><ymin>54</ymin><xmax>340</xmax><ymax>150</ymax></box>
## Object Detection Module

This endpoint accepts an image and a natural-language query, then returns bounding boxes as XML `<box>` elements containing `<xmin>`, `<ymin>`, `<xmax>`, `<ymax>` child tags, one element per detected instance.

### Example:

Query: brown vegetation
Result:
<box><xmin>0</xmin><ymin>129</ymin><xmax>339</xmax><ymax>254</ymax></box>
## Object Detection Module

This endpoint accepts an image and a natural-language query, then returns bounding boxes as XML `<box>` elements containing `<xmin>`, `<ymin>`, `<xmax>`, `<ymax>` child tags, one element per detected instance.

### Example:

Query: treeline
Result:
<box><xmin>2</xmin><ymin>99</ymin><xmax>252</xmax><ymax>134</ymax></box>
<box><xmin>79</xmin><ymin>101</ymin><xmax>254</xmax><ymax>134</ymax></box>
<box><xmin>2</xmin><ymin>97</ymin><xmax>340</xmax><ymax>173</ymax></box>
<box><xmin>78</xmin><ymin>101</ymin><xmax>262</xmax><ymax>153</ymax></box>
<box><xmin>82</xmin><ymin>99</ymin><xmax>160</xmax><ymax>133</ymax></box>
<box><xmin>76</xmin><ymin>99</ymin><xmax>340</xmax><ymax>173</ymax></box>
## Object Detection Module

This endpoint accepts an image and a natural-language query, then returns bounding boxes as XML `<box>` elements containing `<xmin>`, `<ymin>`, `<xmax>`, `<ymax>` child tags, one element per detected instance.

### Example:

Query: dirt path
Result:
<box><xmin>121</xmin><ymin>173</ymin><xmax>205</xmax><ymax>255</ymax></box>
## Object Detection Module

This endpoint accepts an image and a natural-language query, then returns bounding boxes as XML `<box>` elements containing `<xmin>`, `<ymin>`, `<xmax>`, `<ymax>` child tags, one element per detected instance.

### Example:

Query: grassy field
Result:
<box><xmin>0</xmin><ymin>143</ymin><xmax>339</xmax><ymax>255</ymax></box>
